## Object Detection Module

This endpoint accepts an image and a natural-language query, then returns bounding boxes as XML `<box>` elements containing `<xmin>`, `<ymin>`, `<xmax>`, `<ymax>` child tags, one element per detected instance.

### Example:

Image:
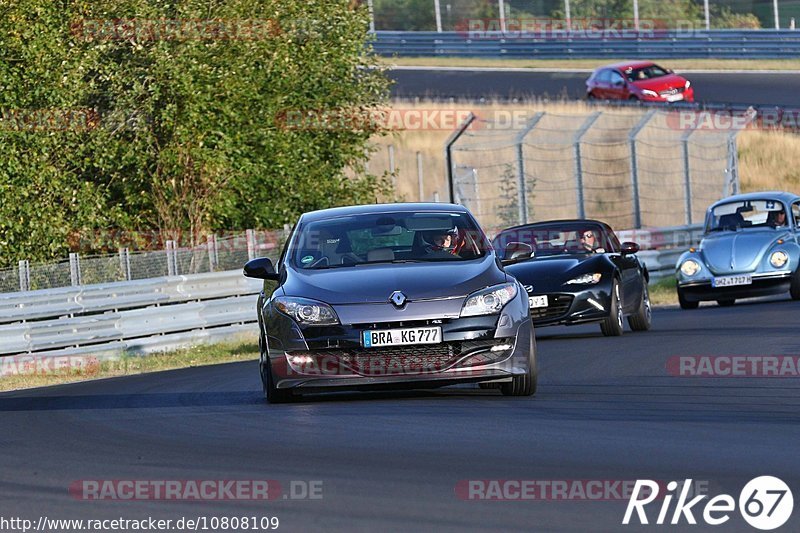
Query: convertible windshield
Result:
<box><xmin>493</xmin><ymin>223</ymin><xmax>616</xmax><ymax>258</ymax></box>
<box><xmin>291</xmin><ymin>211</ymin><xmax>490</xmax><ymax>269</ymax></box>
<box><xmin>706</xmin><ymin>199</ymin><xmax>788</xmax><ymax>232</ymax></box>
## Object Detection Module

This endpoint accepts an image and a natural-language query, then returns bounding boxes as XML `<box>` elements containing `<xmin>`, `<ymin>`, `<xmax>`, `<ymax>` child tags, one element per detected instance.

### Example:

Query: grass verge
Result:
<box><xmin>650</xmin><ymin>277</ymin><xmax>678</xmax><ymax>307</ymax></box>
<box><xmin>0</xmin><ymin>339</ymin><xmax>259</xmax><ymax>393</ymax></box>
<box><xmin>382</xmin><ymin>57</ymin><xmax>800</xmax><ymax>71</ymax></box>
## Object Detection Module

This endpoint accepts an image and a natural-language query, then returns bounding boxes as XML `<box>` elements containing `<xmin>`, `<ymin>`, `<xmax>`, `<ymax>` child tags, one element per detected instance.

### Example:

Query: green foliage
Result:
<box><xmin>0</xmin><ymin>0</ymin><xmax>389</xmax><ymax>268</ymax></box>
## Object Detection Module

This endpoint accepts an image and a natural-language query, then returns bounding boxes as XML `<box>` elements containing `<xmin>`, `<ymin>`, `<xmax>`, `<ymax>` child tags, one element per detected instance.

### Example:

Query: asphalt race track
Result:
<box><xmin>1</xmin><ymin>297</ymin><xmax>799</xmax><ymax>532</ymax></box>
<box><xmin>389</xmin><ymin>68</ymin><xmax>800</xmax><ymax>108</ymax></box>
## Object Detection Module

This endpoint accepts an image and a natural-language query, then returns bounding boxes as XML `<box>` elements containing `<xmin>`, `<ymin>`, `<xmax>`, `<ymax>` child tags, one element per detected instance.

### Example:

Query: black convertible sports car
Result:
<box><xmin>492</xmin><ymin>220</ymin><xmax>651</xmax><ymax>336</ymax></box>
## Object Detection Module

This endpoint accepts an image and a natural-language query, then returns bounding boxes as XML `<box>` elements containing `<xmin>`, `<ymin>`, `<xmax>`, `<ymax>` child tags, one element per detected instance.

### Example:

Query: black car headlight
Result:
<box><xmin>566</xmin><ymin>273</ymin><xmax>602</xmax><ymax>285</ymax></box>
<box><xmin>274</xmin><ymin>296</ymin><xmax>339</xmax><ymax>325</ymax></box>
<box><xmin>460</xmin><ymin>283</ymin><xmax>518</xmax><ymax>317</ymax></box>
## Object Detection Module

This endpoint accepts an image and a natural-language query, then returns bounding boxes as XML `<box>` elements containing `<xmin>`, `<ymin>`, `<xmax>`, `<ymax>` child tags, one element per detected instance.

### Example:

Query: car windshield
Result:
<box><xmin>706</xmin><ymin>199</ymin><xmax>788</xmax><ymax>232</ymax></box>
<box><xmin>625</xmin><ymin>65</ymin><xmax>669</xmax><ymax>82</ymax></box>
<box><xmin>492</xmin><ymin>223</ymin><xmax>615</xmax><ymax>258</ymax></box>
<box><xmin>291</xmin><ymin>211</ymin><xmax>490</xmax><ymax>269</ymax></box>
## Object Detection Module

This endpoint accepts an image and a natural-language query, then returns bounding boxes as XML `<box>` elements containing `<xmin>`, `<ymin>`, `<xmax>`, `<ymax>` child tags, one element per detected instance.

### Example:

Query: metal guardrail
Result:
<box><xmin>0</xmin><ymin>270</ymin><xmax>262</xmax><ymax>364</ymax></box>
<box><xmin>374</xmin><ymin>30</ymin><xmax>800</xmax><ymax>58</ymax></box>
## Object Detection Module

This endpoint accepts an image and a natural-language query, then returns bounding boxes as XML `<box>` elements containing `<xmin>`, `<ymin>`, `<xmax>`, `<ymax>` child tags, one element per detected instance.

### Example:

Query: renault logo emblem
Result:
<box><xmin>390</xmin><ymin>291</ymin><xmax>406</xmax><ymax>307</ymax></box>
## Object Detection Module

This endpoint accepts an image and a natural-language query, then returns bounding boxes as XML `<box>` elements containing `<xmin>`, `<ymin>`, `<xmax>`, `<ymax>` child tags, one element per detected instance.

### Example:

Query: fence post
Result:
<box><xmin>573</xmin><ymin>111</ymin><xmax>602</xmax><ymax>219</ymax></box>
<box><xmin>433</xmin><ymin>191</ymin><xmax>440</xmax><ymax>202</ymax></box>
<box><xmin>18</xmin><ymin>260</ymin><xmax>30</xmax><ymax>292</ymax></box>
<box><xmin>246</xmin><ymin>229</ymin><xmax>257</xmax><ymax>260</ymax></box>
<box><xmin>118</xmin><ymin>248</ymin><xmax>132</xmax><ymax>281</ymax></box>
<box><xmin>417</xmin><ymin>151</ymin><xmax>424</xmax><ymax>202</ymax></box>
<box><xmin>69</xmin><ymin>253</ymin><xmax>82</xmax><ymax>286</ymax></box>
<box><xmin>207</xmin><ymin>234</ymin><xmax>218</xmax><ymax>272</ymax></box>
<box><xmin>514</xmin><ymin>112</ymin><xmax>545</xmax><ymax>225</ymax></box>
<box><xmin>628</xmin><ymin>110</ymin><xmax>656</xmax><ymax>229</ymax></box>
<box><xmin>727</xmin><ymin>131</ymin><xmax>740</xmax><ymax>196</ymax></box>
<box><xmin>444</xmin><ymin>112</ymin><xmax>476</xmax><ymax>203</ymax></box>
<box><xmin>166</xmin><ymin>240</ymin><xmax>178</xmax><ymax>276</ymax></box>
<box><xmin>680</xmin><ymin>126</ymin><xmax>697</xmax><ymax>225</ymax></box>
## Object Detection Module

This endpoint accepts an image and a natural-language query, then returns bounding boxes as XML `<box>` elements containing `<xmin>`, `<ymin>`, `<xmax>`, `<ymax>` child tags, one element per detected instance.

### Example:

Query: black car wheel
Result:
<box><xmin>501</xmin><ymin>335</ymin><xmax>537</xmax><ymax>397</ymax></box>
<box><xmin>790</xmin><ymin>268</ymin><xmax>800</xmax><ymax>300</ymax></box>
<box><xmin>628</xmin><ymin>283</ymin><xmax>652</xmax><ymax>331</ymax></box>
<box><xmin>259</xmin><ymin>334</ymin><xmax>293</xmax><ymax>404</ymax></box>
<box><xmin>600</xmin><ymin>279</ymin><xmax>624</xmax><ymax>336</ymax></box>
<box><xmin>717</xmin><ymin>299</ymin><xmax>736</xmax><ymax>307</ymax></box>
<box><xmin>678</xmin><ymin>287</ymin><xmax>699</xmax><ymax>310</ymax></box>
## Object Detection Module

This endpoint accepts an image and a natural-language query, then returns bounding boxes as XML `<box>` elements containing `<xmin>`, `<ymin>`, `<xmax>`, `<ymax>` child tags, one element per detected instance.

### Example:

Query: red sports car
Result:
<box><xmin>586</xmin><ymin>61</ymin><xmax>694</xmax><ymax>103</ymax></box>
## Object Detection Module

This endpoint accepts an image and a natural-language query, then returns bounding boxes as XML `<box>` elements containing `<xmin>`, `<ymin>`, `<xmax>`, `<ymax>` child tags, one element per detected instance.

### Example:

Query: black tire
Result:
<box><xmin>586</xmin><ymin>91</ymin><xmax>596</xmax><ymax>100</ymax></box>
<box><xmin>600</xmin><ymin>279</ymin><xmax>624</xmax><ymax>336</ymax></box>
<box><xmin>717</xmin><ymin>299</ymin><xmax>736</xmax><ymax>307</ymax></box>
<box><xmin>259</xmin><ymin>335</ymin><xmax>293</xmax><ymax>404</ymax></box>
<box><xmin>501</xmin><ymin>334</ymin><xmax>537</xmax><ymax>397</ymax></box>
<box><xmin>791</xmin><ymin>268</ymin><xmax>800</xmax><ymax>300</ymax></box>
<box><xmin>678</xmin><ymin>287</ymin><xmax>699</xmax><ymax>310</ymax></box>
<box><xmin>628</xmin><ymin>283</ymin><xmax>652</xmax><ymax>331</ymax></box>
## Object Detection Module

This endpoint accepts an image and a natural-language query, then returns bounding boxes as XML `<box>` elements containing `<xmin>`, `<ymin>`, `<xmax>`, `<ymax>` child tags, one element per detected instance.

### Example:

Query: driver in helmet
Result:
<box><xmin>425</xmin><ymin>228</ymin><xmax>460</xmax><ymax>258</ymax></box>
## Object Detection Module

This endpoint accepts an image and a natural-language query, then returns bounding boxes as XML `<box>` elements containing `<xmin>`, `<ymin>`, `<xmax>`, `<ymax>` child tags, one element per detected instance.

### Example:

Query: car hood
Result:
<box><xmin>504</xmin><ymin>254</ymin><xmax>602</xmax><ymax>284</ymax></box>
<box><xmin>281</xmin><ymin>255</ymin><xmax>505</xmax><ymax>304</ymax></box>
<box><xmin>700</xmin><ymin>229</ymin><xmax>791</xmax><ymax>274</ymax></box>
<box><xmin>631</xmin><ymin>74</ymin><xmax>687</xmax><ymax>92</ymax></box>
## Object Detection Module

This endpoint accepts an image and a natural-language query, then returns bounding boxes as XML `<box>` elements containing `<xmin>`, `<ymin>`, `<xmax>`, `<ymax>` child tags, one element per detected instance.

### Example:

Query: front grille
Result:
<box><xmin>530</xmin><ymin>294</ymin><xmax>574</xmax><ymax>321</ymax></box>
<box><xmin>659</xmin><ymin>87</ymin><xmax>684</xmax><ymax>96</ymax></box>
<box><xmin>288</xmin><ymin>339</ymin><xmax>508</xmax><ymax>376</ymax></box>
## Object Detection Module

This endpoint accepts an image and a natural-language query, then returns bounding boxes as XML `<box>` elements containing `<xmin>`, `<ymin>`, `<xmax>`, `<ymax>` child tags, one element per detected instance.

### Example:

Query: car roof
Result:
<box><xmin>709</xmin><ymin>191</ymin><xmax>800</xmax><ymax>208</ymax></box>
<box><xmin>495</xmin><ymin>219</ymin><xmax>612</xmax><ymax>234</ymax></box>
<box><xmin>597</xmin><ymin>61</ymin><xmax>656</xmax><ymax>72</ymax></box>
<box><xmin>300</xmin><ymin>202</ymin><xmax>471</xmax><ymax>223</ymax></box>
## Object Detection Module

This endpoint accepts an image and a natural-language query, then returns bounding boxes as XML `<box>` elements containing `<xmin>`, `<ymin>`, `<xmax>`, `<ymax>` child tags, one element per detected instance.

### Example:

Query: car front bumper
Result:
<box><xmin>678</xmin><ymin>271</ymin><xmax>792</xmax><ymax>302</ymax></box>
<box><xmin>527</xmin><ymin>286</ymin><xmax>612</xmax><ymax>327</ymax></box>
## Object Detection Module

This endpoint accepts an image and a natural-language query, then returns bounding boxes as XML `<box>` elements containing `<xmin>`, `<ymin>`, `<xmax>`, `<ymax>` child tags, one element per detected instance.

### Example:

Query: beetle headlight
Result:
<box><xmin>770</xmin><ymin>250</ymin><xmax>789</xmax><ymax>268</ymax></box>
<box><xmin>461</xmin><ymin>283</ymin><xmax>518</xmax><ymax>317</ymax></box>
<box><xmin>680</xmin><ymin>259</ymin><xmax>700</xmax><ymax>277</ymax></box>
<box><xmin>274</xmin><ymin>296</ymin><xmax>339</xmax><ymax>325</ymax></box>
<box><xmin>566</xmin><ymin>273</ymin><xmax>602</xmax><ymax>285</ymax></box>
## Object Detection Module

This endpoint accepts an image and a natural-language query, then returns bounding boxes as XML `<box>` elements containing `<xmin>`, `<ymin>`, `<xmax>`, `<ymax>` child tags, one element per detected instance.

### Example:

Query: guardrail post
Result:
<box><xmin>18</xmin><ymin>260</ymin><xmax>30</xmax><ymax>292</ymax></box>
<box><xmin>514</xmin><ymin>112</ymin><xmax>545</xmax><ymax>225</ymax></box>
<box><xmin>444</xmin><ymin>112</ymin><xmax>476</xmax><ymax>204</ymax></box>
<box><xmin>69</xmin><ymin>253</ymin><xmax>82</xmax><ymax>286</ymax></box>
<box><xmin>118</xmin><ymin>248</ymin><xmax>132</xmax><ymax>281</ymax></box>
<box><xmin>246</xmin><ymin>229</ymin><xmax>257</xmax><ymax>260</ymax></box>
<box><xmin>207</xmin><ymin>234</ymin><xmax>218</xmax><ymax>272</ymax></box>
<box><xmin>628</xmin><ymin>109</ymin><xmax>656</xmax><ymax>229</ymax></box>
<box><xmin>166</xmin><ymin>240</ymin><xmax>178</xmax><ymax>276</ymax></box>
<box><xmin>573</xmin><ymin>111</ymin><xmax>602</xmax><ymax>219</ymax></box>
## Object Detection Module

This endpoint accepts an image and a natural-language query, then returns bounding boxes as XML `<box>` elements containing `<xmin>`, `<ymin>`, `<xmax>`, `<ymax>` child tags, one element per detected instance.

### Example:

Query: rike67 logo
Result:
<box><xmin>623</xmin><ymin>476</ymin><xmax>793</xmax><ymax>530</ymax></box>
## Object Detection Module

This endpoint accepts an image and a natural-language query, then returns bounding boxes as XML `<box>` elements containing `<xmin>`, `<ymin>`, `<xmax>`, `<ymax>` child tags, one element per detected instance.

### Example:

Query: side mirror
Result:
<box><xmin>244</xmin><ymin>257</ymin><xmax>279</xmax><ymax>280</ymax></box>
<box><xmin>621</xmin><ymin>242</ymin><xmax>640</xmax><ymax>255</ymax></box>
<box><xmin>504</xmin><ymin>242</ymin><xmax>533</xmax><ymax>261</ymax></box>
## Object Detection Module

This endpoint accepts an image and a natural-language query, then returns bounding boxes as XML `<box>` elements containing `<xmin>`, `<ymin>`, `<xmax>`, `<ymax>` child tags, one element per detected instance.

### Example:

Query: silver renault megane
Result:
<box><xmin>244</xmin><ymin>203</ymin><xmax>536</xmax><ymax>403</ymax></box>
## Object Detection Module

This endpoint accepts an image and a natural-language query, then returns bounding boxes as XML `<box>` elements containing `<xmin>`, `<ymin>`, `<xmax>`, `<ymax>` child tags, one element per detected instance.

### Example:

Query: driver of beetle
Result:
<box><xmin>766</xmin><ymin>208</ymin><xmax>787</xmax><ymax>227</ymax></box>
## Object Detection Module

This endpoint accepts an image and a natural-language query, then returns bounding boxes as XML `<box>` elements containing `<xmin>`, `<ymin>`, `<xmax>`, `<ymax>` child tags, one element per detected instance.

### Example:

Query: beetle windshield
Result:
<box><xmin>706</xmin><ymin>199</ymin><xmax>788</xmax><ymax>232</ymax></box>
<box><xmin>291</xmin><ymin>211</ymin><xmax>490</xmax><ymax>269</ymax></box>
<box><xmin>492</xmin><ymin>222</ymin><xmax>616</xmax><ymax>259</ymax></box>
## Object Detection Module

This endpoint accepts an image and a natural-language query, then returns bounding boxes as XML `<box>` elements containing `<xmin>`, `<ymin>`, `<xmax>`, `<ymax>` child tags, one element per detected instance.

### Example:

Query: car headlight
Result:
<box><xmin>642</xmin><ymin>89</ymin><xmax>658</xmax><ymax>97</ymax></box>
<box><xmin>680</xmin><ymin>259</ymin><xmax>700</xmax><ymax>277</ymax></box>
<box><xmin>274</xmin><ymin>296</ymin><xmax>339</xmax><ymax>325</ymax></box>
<box><xmin>566</xmin><ymin>273</ymin><xmax>602</xmax><ymax>285</ymax></box>
<box><xmin>770</xmin><ymin>250</ymin><xmax>789</xmax><ymax>268</ymax></box>
<box><xmin>461</xmin><ymin>283</ymin><xmax>518</xmax><ymax>317</ymax></box>
<box><xmin>685</xmin><ymin>80</ymin><xmax>691</xmax><ymax>89</ymax></box>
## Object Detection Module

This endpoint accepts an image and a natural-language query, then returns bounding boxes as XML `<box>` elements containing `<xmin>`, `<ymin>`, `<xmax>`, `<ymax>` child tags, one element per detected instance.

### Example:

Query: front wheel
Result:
<box><xmin>501</xmin><ymin>335</ymin><xmax>537</xmax><ymax>397</ymax></box>
<box><xmin>628</xmin><ymin>283</ymin><xmax>652</xmax><ymax>331</ymax></box>
<box><xmin>600</xmin><ymin>279</ymin><xmax>624</xmax><ymax>336</ymax></box>
<box><xmin>259</xmin><ymin>335</ymin><xmax>293</xmax><ymax>404</ymax></box>
<box><xmin>790</xmin><ymin>268</ymin><xmax>800</xmax><ymax>300</ymax></box>
<box><xmin>678</xmin><ymin>287</ymin><xmax>699</xmax><ymax>310</ymax></box>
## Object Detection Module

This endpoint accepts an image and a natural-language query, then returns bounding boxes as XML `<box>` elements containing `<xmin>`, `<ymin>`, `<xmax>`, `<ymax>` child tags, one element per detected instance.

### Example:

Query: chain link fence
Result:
<box><xmin>447</xmin><ymin>108</ymin><xmax>741</xmax><ymax>234</ymax></box>
<box><xmin>2</xmin><ymin>229</ymin><xmax>285</xmax><ymax>294</ymax></box>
